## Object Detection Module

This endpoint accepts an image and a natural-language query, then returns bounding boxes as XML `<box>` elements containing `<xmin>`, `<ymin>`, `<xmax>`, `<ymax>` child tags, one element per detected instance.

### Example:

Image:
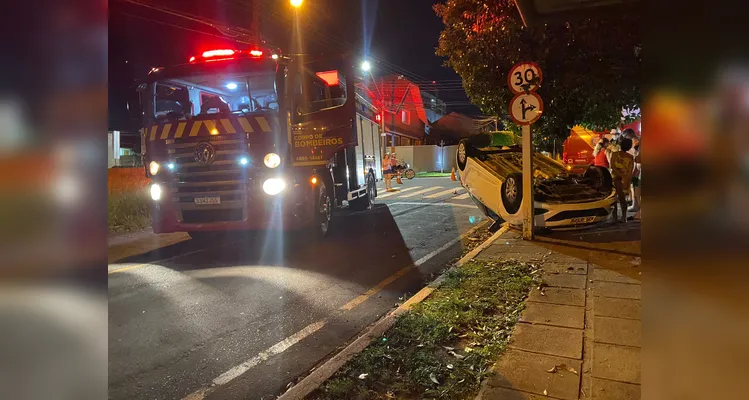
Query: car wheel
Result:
<box><xmin>456</xmin><ymin>139</ymin><xmax>476</xmax><ymax>171</ymax></box>
<box><xmin>501</xmin><ymin>172</ymin><xmax>523</xmax><ymax>214</ymax></box>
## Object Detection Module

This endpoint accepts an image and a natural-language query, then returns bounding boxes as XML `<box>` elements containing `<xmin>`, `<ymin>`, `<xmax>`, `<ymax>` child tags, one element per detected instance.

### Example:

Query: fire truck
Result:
<box><xmin>138</xmin><ymin>47</ymin><xmax>383</xmax><ymax>239</ymax></box>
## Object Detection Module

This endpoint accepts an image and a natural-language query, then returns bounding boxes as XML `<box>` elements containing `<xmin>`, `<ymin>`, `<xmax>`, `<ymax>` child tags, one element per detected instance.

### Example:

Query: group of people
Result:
<box><xmin>381</xmin><ymin>148</ymin><xmax>401</xmax><ymax>192</ymax></box>
<box><xmin>592</xmin><ymin>128</ymin><xmax>641</xmax><ymax>223</ymax></box>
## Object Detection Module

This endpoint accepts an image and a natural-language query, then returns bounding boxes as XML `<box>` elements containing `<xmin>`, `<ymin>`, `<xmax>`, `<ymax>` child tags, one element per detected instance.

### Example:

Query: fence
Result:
<box><xmin>391</xmin><ymin>145</ymin><xmax>458</xmax><ymax>173</ymax></box>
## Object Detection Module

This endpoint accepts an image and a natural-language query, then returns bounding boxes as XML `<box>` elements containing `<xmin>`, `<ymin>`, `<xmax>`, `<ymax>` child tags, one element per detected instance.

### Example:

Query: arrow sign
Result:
<box><xmin>509</xmin><ymin>92</ymin><xmax>543</xmax><ymax>125</ymax></box>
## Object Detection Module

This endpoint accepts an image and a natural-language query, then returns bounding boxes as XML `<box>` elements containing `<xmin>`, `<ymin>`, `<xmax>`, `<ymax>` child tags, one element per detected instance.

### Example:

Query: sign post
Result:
<box><xmin>508</xmin><ymin>62</ymin><xmax>543</xmax><ymax>240</ymax></box>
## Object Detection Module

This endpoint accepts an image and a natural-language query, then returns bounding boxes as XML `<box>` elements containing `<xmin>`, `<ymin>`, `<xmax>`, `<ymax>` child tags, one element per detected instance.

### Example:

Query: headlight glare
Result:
<box><xmin>149</xmin><ymin>161</ymin><xmax>160</xmax><ymax>176</ymax></box>
<box><xmin>150</xmin><ymin>184</ymin><xmax>162</xmax><ymax>201</ymax></box>
<box><xmin>264</xmin><ymin>153</ymin><xmax>281</xmax><ymax>168</ymax></box>
<box><xmin>262</xmin><ymin>178</ymin><xmax>285</xmax><ymax>195</ymax></box>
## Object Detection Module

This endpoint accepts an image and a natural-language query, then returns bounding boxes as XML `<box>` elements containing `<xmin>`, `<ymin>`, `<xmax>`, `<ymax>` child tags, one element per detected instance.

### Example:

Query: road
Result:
<box><xmin>108</xmin><ymin>177</ymin><xmax>488</xmax><ymax>400</ymax></box>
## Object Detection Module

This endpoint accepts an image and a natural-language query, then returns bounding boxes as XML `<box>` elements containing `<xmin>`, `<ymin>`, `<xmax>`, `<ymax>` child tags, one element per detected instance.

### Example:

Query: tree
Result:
<box><xmin>434</xmin><ymin>0</ymin><xmax>641</xmax><ymax>143</ymax></box>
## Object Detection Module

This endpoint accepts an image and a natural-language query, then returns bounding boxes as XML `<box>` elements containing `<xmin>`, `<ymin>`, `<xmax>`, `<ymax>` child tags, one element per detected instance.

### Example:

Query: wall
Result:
<box><xmin>108</xmin><ymin>167</ymin><xmax>150</xmax><ymax>195</ymax></box>
<box><xmin>392</xmin><ymin>145</ymin><xmax>457</xmax><ymax>173</ymax></box>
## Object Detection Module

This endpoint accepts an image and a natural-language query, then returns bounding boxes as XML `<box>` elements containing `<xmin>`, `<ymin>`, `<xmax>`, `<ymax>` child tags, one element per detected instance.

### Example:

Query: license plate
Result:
<box><xmin>570</xmin><ymin>216</ymin><xmax>595</xmax><ymax>224</ymax></box>
<box><xmin>194</xmin><ymin>196</ymin><xmax>221</xmax><ymax>205</ymax></box>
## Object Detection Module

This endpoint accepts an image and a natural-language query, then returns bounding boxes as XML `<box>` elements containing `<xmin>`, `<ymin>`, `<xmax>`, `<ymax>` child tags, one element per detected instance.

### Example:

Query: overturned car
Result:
<box><xmin>456</xmin><ymin>134</ymin><xmax>616</xmax><ymax>230</ymax></box>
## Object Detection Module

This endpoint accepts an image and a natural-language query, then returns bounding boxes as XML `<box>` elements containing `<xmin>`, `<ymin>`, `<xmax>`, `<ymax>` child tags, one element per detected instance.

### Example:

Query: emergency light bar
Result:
<box><xmin>189</xmin><ymin>48</ymin><xmax>275</xmax><ymax>63</ymax></box>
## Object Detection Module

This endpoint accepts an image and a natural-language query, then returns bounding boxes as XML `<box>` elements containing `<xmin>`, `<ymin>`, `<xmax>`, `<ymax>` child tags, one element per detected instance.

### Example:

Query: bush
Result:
<box><xmin>108</xmin><ymin>191</ymin><xmax>151</xmax><ymax>233</ymax></box>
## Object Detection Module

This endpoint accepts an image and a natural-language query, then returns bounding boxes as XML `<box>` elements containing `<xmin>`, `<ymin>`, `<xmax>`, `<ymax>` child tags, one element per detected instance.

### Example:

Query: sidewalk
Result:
<box><xmin>475</xmin><ymin>228</ymin><xmax>641</xmax><ymax>400</ymax></box>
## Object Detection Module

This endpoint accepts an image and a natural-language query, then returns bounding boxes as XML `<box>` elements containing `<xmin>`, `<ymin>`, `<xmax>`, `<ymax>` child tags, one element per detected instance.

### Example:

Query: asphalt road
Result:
<box><xmin>108</xmin><ymin>177</ymin><xmax>488</xmax><ymax>400</ymax></box>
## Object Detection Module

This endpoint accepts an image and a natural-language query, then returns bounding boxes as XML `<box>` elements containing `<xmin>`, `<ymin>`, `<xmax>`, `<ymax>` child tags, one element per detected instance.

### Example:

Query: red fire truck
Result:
<box><xmin>138</xmin><ymin>47</ymin><xmax>382</xmax><ymax>239</ymax></box>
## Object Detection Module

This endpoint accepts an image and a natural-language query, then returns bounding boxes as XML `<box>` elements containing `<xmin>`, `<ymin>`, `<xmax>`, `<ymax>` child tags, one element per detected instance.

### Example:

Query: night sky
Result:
<box><xmin>108</xmin><ymin>0</ymin><xmax>475</xmax><ymax>132</ymax></box>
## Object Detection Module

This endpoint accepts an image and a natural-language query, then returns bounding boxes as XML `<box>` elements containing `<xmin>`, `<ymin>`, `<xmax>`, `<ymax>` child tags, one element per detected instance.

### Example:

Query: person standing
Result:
<box><xmin>389</xmin><ymin>147</ymin><xmax>401</xmax><ymax>185</ymax></box>
<box><xmin>382</xmin><ymin>153</ymin><xmax>393</xmax><ymax>191</ymax></box>
<box><xmin>592</xmin><ymin>137</ymin><xmax>611</xmax><ymax>168</ymax></box>
<box><xmin>610</xmin><ymin>137</ymin><xmax>635</xmax><ymax>223</ymax></box>
<box><xmin>629</xmin><ymin>137</ymin><xmax>642</xmax><ymax>219</ymax></box>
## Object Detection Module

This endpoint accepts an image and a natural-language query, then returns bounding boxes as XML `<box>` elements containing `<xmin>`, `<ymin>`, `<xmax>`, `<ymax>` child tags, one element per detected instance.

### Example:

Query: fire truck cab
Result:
<box><xmin>139</xmin><ymin>47</ymin><xmax>381</xmax><ymax>239</ymax></box>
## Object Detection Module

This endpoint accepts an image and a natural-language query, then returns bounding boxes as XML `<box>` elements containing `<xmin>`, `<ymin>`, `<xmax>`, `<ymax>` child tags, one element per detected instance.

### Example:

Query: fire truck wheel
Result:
<box><xmin>350</xmin><ymin>172</ymin><xmax>375</xmax><ymax>211</ymax></box>
<box><xmin>311</xmin><ymin>181</ymin><xmax>332</xmax><ymax>239</ymax></box>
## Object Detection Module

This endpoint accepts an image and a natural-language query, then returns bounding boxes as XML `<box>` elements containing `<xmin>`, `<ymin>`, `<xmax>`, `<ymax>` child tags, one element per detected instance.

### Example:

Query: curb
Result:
<box><xmin>278</xmin><ymin>223</ymin><xmax>510</xmax><ymax>400</ymax></box>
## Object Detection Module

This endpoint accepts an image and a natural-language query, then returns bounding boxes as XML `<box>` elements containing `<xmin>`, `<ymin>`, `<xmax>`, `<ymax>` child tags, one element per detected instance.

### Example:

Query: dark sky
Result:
<box><xmin>109</xmin><ymin>0</ymin><xmax>475</xmax><ymax>131</ymax></box>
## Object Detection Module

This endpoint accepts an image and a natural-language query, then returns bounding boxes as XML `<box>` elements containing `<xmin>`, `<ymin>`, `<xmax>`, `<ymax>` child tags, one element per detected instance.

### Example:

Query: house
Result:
<box><xmin>361</xmin><ymin>75</ymin><xmax>446</xmax><ymax>148</ymax></box>
<box><xmin>426</xmin><ymin>112</ymin><xmax>494</xmax><ymax>145</ymax></box>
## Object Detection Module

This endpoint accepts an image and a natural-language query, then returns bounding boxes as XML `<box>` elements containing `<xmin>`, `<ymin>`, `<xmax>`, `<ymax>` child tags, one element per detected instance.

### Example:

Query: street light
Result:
<box><xmin>361</xmin><ymin>60</ymin><xmax>371</xmax><ymax>72</ymax></box>
<box><xmin>290</xmin><ymin>0</ymin><xmax>303</xmax><ymax>7</ymax></box>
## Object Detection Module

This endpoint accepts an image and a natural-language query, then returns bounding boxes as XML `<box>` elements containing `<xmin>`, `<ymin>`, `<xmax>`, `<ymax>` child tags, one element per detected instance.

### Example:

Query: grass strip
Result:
<box><xmin>108</xmin><ymin>191</ymin><xmax>151</xmax><ymax>233</ymax></box>
<box><xmin>310</xmin><ymin>259</ymin><xmax>539</xmax><ymax>400</ymax></box>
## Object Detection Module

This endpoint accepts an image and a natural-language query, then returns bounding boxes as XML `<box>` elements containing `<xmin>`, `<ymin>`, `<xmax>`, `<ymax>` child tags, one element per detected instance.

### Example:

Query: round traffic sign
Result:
<box><xmin>509</xmin><ymin>92</ymin><xmax>544</xmax><ymax>125</ymax></box>
<box><xmin>507</xmin><ymin>62</ymin><xmax>542</xmax><ymax>94</ymax></box>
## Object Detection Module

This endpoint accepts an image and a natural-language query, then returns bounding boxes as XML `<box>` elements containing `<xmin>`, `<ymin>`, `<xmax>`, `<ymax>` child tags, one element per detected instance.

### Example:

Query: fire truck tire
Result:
<box><xmin>310</xmin><ymin>181</ymin><xmax>333</xmax><ymax>240</ymax></box>
<box><xmin>456</xmin><ymin>139</ymin><xmax>476</xmax><ymax>172</ymax></box>
<box><xmin>350</xmin><ymin>172</ymin><xmax>375</xmax><ymax>211</ymax></box>
<box><xmin>501</xmin><ymin>172</ymin><xmax>523</xmax><ymax>215</ymax></box>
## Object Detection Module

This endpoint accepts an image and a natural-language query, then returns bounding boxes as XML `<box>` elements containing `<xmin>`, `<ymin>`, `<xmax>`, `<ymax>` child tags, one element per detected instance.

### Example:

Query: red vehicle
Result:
<box><xmin>139</xmin><ymin>47</ymin><xmax>382</xmax><ymax>239</ymax></box>
<box><xmin>562</xmin><ymin>125</ymin><xmax>605</xmax><ymax>174</ymax></box>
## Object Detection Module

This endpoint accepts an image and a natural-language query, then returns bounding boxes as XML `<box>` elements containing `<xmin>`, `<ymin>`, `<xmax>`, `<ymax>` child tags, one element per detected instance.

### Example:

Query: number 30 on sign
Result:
<box><xmin>507</xmin><ymin>62</ymin><xmax>542</xmax><ymax>94</ymax></box>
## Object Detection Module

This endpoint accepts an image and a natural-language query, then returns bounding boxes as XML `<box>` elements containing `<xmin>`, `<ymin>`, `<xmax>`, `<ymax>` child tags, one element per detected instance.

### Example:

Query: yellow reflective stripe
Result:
<box><xmin>188</xmin><ymin>121</ymin><xmax>202</xmax><ymax>137</ymax></box>
<box><xmin>220</xmin><ymin>119</ymin><xmax>236</xmax><ymax>134</ymax></box>
<box><xmin>256</xmin><ymin>117</ymin><xmax>271</xmax><ymax>132</ymax></box>
<box><xmin>238</xmin><ymin>117</ymin><xmax>253</xmax><ymax>133</ymax></box>
<box><xmin>203</xmin><ymin>120</ymin><xmax>218</xmax><ymax>135</ymax></box>
<box><xmin>174</xmin><ymin>122</ymin><xmax>186</xmax><ymax>138</ymax></box>
<box><xmin>160</xmin><ymin>123</ymin><xmax>172</xmax><ymax>139</ymax></box>
<box><xmin>149</xmin><ymin>125</ymin><xmax>158</xmax><ymax>141</ymax></box>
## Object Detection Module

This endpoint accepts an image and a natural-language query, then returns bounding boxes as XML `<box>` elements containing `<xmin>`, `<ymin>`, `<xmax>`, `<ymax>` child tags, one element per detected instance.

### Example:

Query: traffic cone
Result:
<box><xmin>451</xmin><ymin>167</ymin><xmax>457</xmax><ymax>181</ymax></box>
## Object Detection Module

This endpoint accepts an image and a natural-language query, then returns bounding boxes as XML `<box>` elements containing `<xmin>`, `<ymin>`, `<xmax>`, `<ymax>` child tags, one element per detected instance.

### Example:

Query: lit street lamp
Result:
<box><xmin>361</xmin><ymin>60</ymin><xmax>371</xmax><ymax>72</ymax></box>
<box><xmin>290</xmin><ymin>0</ymin><xmax>303</xmax><ymax>7</ymax></box>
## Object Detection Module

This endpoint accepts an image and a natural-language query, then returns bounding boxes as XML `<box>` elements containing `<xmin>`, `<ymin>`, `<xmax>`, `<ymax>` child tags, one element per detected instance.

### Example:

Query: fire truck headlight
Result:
<box><xmin>263</xmin><ymin>153</ymin><xmax>281</xmax><ymax>168</ymax></box>
<box><xmin>150</xmin><ymin>184</ymin><xmax>162</xmax><ymax>201</ymax></box>
<box><xmin>262</xmin><ymin>178</ymin><xmax>285</xmax><ymax>195</ymax></box>
<box><xmin>149</xmin><ymin>161</ymin><xmax>160</xmax><ymax>176</ymax></box>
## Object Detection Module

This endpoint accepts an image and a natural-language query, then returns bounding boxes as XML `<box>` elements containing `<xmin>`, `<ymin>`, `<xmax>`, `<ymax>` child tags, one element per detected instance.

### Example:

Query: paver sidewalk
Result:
<box><xmin>475</xmin><ymin>229</ymin><xmax>641</xmax><ymax>400</ymax></box>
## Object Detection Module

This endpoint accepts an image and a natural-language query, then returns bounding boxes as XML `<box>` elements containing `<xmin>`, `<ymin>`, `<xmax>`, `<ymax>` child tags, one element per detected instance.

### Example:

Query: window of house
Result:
<box><xmin>402</xmin><ymin>137</ymin><xmax>411</xmax><ymax>146</ymax></box>
<box><xmin>401</xmin><ymin>110</ymin><xmax>411</xmax><ymax>124</ymax></box>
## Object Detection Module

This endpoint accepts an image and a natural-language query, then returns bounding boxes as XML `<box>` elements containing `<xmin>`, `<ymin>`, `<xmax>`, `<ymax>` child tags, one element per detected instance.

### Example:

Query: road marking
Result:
<box><xmin>339</xmin><ymin>222</ymin><xmax>486</xmax><ymax>311</ymax></box>
<box><xmin>398</xmin><ymin>186</ymin><xmax>443</xmax><ymax>198</ymax></box>
<box><xmin>454</xmin><ymin>192</ymin><xmax>471</xmax><ymax>200</ymax></box>
<box><xmin>391</xmin><ymin>201</ymin><xmax>477</xmax><ymax>209</ymax></box>
<box><xmin>376</xmin><ymin>186</ymin><xmax>421</xmax><ymax>199</ymax></box>
<box><xmin>183</xmin><ymin>320</ymin><xmax>327</xmax><ymax>400</ymax></box>
<box><xmin>424</xmin><ymin>187</ymin><xmax>463</xmax><ymax>199</ymax></box>
<box><xmin>107</xmin><ymin>263</ymin><xmax>147</xmax><ymax>274</ymax></box>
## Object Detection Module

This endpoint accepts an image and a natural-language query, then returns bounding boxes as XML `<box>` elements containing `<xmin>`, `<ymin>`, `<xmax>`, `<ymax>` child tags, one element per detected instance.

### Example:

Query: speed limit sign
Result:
<box><xmin>508</xmin><ymin>62</ymin><xmax>542</xmax><ymax>94</ymax></box>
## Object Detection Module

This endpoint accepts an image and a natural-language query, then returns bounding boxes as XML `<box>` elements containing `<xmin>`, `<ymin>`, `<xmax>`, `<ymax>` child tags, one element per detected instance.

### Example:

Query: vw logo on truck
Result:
<box><xmin>194</xmin><ymin>142</ymin><xmax>216</xmax><ymax>165</ymax></box>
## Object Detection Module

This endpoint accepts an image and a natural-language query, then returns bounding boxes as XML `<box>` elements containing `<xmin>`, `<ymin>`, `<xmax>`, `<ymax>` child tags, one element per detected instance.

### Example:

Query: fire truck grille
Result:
<box><xmin>167</xmin><ymin>137</ymin><xmax>249</xmax><ymax>222</ymax></box>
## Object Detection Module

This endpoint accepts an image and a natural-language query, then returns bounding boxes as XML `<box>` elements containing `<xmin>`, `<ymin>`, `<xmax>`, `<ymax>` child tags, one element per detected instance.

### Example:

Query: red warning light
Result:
<box><xmin>375</xmin><ymin>114</ymin><xmax>382</xmax><ymax>122</ymax></box>
<box><xmin>202</xmin><ymin>49</ymin><xmax>236</xmax><ymax>58</ymax></box>
<box><xmin>189</xmin><ymin>56</ymin><xmax>196</xmax><ymax>62</ymax></box>
<box><xmin>249</xmin><ymin>49</ymin><xmax>264</xmax><ymax>57</ymax></box>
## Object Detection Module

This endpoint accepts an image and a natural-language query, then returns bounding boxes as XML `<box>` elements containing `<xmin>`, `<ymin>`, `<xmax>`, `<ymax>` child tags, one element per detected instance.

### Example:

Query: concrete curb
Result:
<box><xmin>278</xmin><ymin>223</ymin><xmax>509</xmax><ymax>400</ymax></box>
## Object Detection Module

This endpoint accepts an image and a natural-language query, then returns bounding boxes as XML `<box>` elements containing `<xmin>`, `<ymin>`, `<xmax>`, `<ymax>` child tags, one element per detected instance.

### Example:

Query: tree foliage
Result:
<box><xmin>434</xmin><ymin>0</ymin><xmax>641</xmax><ymax>142</ymax></box>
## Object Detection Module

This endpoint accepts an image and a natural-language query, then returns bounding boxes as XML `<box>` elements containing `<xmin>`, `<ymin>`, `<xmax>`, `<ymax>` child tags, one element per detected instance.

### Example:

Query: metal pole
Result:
<box><xmin>522</xmin><ymin>124</ymin><xmax>534</xmax><ymax>240</ymax></box>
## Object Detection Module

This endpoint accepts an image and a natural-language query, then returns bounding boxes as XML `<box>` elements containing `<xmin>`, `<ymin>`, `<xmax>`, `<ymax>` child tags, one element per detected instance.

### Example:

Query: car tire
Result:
<box><xmin>501</xmin><ymin>172</ymin><xmax>523</xmax><ymax>214</ymax></box>
<box><xmin>350</xmin><ymin>172</ymin><xmax>375</xmax><ymax>211</ymax></box>
<box><xmin>456</xmin><ymin>139</ymin><xmax>476</xmax><ymax>172</ymax></box>
<box><xmin>584</xmin><ymin>165</ymin><xmax>613</xmax><ymax>192</ymax></box>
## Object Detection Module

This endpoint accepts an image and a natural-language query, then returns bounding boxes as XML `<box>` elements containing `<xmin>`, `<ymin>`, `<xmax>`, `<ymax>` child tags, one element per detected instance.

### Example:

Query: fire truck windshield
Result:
<box><xmin>148</xmin><ymin>66</ymin><xmax>278</xmax><ymax>122</ymax></box>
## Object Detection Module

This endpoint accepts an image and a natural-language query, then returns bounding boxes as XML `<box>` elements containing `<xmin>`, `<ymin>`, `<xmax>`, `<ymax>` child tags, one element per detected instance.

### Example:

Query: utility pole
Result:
<box><xmin>252</xmin><ymin>0</ymin><xmax>260</xmax><ymax>42</ymax></box>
